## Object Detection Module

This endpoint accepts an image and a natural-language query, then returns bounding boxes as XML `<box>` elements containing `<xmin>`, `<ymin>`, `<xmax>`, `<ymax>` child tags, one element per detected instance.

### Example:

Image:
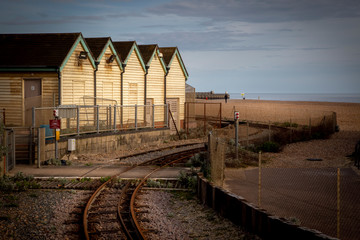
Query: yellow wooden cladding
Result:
<box><xmin>122</xmin><ymin>50</ymin><xmax>145</xmax><ymax>126</ymax></box>
<box><xmin>147</xmin><ymin>53</ymin><xmax>165</xmax><ymax>122</ymax></box>
<box><xmin>166</xmin><ymin>55</ymin><xmax>186</xmax><ymax>124</ymax></box>
<box><xmin>61</xmin><ymin>42</ymin><xmax>95</xmax><ymax>128</ymax></box>
<box><xmin>61</xmin><ymin>42</ymin><xmax>95</xmax><ymax>106</ymax></box>
<box><xmin>0</xmin><ymin>72</ymin><xmax>58</xmax><ymax>127</ymax></box>
<box><xmin>96</xmin><ymin>47</ymin><xmax>122</xmax><ymax>127</ymax></box>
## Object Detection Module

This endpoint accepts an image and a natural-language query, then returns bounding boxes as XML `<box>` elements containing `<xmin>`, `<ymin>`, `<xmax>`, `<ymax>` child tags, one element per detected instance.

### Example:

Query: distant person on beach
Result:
<box><xmin>241</xmin><ymin>93</ymin><xmax>245</xmax><ymax>100</ymax></box>
<box><xmin>225</xmin><ymin>92</ymin><xmax>228</xmax><ymax>103</ymax></box>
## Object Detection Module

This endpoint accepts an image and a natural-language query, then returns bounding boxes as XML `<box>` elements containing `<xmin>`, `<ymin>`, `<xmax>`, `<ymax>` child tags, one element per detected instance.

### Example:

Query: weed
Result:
<box><xmin>178</xmin><ymin>171</ymin><xmax>197</xmax><ymax>191</ymax></box>
<box><xmin>100</xmin><ymin>176</ymin><xmax>111</xmax><ymax>183</ymax></box>
<box><xmin>257</xmin><ymin>141</ymin><xmax>281</xmax><ymax>153</ymax></box>
<box><xmin>85</xmin><ymin>163</ymin><xmax>93</xmax><ymax>167</ymax></box>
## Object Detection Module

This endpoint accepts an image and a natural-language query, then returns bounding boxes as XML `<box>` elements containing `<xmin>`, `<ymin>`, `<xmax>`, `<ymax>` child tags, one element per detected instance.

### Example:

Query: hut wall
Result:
<box><xmin>122</xmin><ymin>51</ymin><xmax>145</xmax><ymax>126</ymax></box>
<box><xmin>166</xmin><ymin>55</ymin><xmax>186</xmax><ymax>128</ymax></box>
<box><xmin>96</xmin><ymin>47</ymin><xmax>122</xmax><ymax>127</ymax></box>
<box><xmin>61</xmin><ymin>42</ymin><xmax>95</xmax><ymax>106</ymax></box>
<box><xmin>0</xmin><ymin>72</ymin><xmax>58</xmax><ymax>127</ymax></box>
<box><xmin>147</xmin><ymin>53</ymin><xmax>165</xmax><ymax>123</ymax></box>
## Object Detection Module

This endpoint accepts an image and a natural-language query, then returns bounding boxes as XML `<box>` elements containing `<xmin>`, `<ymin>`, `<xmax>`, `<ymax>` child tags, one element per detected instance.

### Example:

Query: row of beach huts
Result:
<box><xmin>0</xmin><ymin>32</ymin><xmax>189</xmax><ymax>130</ymax></box>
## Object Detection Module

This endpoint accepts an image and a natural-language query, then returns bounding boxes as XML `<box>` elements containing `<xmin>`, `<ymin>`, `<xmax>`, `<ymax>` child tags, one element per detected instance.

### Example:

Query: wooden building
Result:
<box><xmin>113</xmin><ymin>41</ymin><xmax>146</xmax><ymax>127</ymax></box>
<box><xmin>138</xmin><ymin>44</ymin><xmax>167</xmax><ymax>127</ymax></box>
<box><xmin>0</xmin><ymin>33</ymin><xmax>96</xmax><ymax>127</ymax></box>
<box><xmin>159</xmin><ymin>47</ymin><xmax>189</xmax><ymax>129</ymax></box>
<box><xmin>86</xmin><ymin>37</ymin><xmax>123</xmax><ymax>127</ymax></box>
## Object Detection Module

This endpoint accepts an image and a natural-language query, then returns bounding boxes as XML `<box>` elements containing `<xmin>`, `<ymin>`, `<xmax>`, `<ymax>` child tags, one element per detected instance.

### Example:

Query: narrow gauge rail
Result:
<box><xmin>83</xmin><ymin>144</ymin><xmax>205</xmax><ymax>240</ymax></box>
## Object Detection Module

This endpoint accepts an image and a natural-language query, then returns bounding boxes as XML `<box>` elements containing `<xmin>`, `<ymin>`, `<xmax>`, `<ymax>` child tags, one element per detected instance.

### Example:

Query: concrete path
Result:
<box><xmin>8</xmin><ymin>164</ymin><xmax>189</xmax><ymax>179</ymax></box>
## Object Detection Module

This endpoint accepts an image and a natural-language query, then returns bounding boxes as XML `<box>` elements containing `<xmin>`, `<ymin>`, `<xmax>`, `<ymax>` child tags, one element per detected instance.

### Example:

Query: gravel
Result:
<box><xmin>0</xmin><ymin>188</ymin><xmax>260</xmax><ymax>240</ymax></box>
<box><xmin>137</xmin><ymin>190</ymin><xmax>260</xmax><ymax>240</ymax></box>
<box><xmin>0</xmin><ymin>189</ymin><xmax>92</xmax><ymax>240</ymax></box>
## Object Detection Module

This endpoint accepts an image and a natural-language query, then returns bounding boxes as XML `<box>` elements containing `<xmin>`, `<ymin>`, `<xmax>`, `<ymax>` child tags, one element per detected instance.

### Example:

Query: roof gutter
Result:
<box><xmin>164</xmin><ymin>67</ymin><xmax>170</xmax><ymax>104</ymax></box>
<box><xmin>57</xmin><ymin>67</ymin><xmax>61</xmax><ymax>106</ymax></box>
<box><xmin>94</xmin><ymin>61</ymin><xmax>99</xmax><ymax>106</ymax></box>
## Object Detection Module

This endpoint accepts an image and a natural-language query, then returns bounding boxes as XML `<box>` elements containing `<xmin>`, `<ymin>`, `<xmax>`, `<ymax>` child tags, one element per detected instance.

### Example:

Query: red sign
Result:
<box><xmin>49</xmin><ymin>119</ymin><xmax>61</xmax><ymax>129</ymax></box>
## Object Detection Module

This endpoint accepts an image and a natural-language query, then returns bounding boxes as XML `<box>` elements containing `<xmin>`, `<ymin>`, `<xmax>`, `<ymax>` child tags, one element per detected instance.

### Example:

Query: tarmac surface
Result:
<box><xmin>224</xmin><ymin>167</ymin><xmax>360</xmax><ymax>240</ymax></box>
<box><xmin>8</xmin><ymin>164</ymin><xmax>189</xmax><ymax>179</ymax></box>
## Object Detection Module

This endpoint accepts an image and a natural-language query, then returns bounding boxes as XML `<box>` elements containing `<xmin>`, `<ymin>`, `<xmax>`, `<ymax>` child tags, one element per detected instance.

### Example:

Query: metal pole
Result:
<box><xmin>77</xmin><ymin>106</ymin><xmax>80</xmax><ymax>135</ymax></box>
<box><xmin>135</xmin><ymin>104</ymin><xmax>138</xmax><ymax>130</ymax></box>
<box><xmin>235</xmin><ymin>118</ymin><xmax>239</xmax><ymax>160</ymax></box>
<box><xmin>113</xmin><ymin>106</ymin><xmax>117</xmax><ymax>132</ymax></box>
<box><xmin>32</xmin><ymin>107</ymin><xmax>36</xmax><ymax>128</ymax></box>
<box><xmin>37</xmin><ymin>128</ymin><xmax>41</xmax><ymax>168</ymax></box>
<box><xmin>96</xmin><ymin>105</ymin><xmax>99</xmax><ymax>134</ymax></box>
<box><xmin>166</xmin><ymin>104</ymin><xmax>169</xmax><ymax>128</ymax></box>
<box><xmin>258</xmin><ymin>151</ymin><xmax>262</xmax><ymax>207</ymax></box>
<box><xmin>152</xmin><ymin>104</ymin><xmax>155</xmax><ymax>128</ymax></box>
<box><xmin>219</xmin><ymin>103</ymin><xmax>222</xmax><ymax>129</ymax></box>
<box><xmin>109</xmin><ymin>105</ymin><xmax>112</xmax><ymax>130</ymax></box>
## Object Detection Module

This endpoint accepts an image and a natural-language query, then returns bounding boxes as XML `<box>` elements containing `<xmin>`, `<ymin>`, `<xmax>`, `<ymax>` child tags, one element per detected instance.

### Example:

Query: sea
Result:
<box><xmin>229</xmin><ymin>93</ymin><xmax>360</xmax><ymax>103</ymax></box>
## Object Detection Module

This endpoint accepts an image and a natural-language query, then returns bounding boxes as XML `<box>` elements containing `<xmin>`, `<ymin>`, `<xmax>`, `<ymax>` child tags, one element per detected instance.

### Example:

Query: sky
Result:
<box><xmin>0</xmin><ymin>0</ymin><xmax>360</xmax><ymax>94</ymax></box>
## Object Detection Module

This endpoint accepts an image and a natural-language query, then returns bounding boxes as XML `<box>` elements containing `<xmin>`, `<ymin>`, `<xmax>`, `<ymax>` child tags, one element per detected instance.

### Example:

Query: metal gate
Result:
<box><xmin>5</xmin><ymin>129</ymin><xmax>15</xmax><ymax>172</ymax></box>
<box><xmin>166</xmin><ymin>98</ymin><xmax>179</xmax><ymax>130</ymax></box>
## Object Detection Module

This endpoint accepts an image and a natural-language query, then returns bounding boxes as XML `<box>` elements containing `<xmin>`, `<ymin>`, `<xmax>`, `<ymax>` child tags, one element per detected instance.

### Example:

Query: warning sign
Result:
<box><xmin>49</xmin><ymin>119</ymin><xmax>61</xmax><ymax>129</ymax></box>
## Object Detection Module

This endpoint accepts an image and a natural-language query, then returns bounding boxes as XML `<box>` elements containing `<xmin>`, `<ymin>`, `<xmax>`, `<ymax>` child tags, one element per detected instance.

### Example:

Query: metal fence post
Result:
<box><xmin>77</xmin><ymin>106</ymin><xmax>80</xmax><ymax>135</ymax></box>
<box><xmin>113</xmin><ymin>106</ymin><xmax>117</xmax><ymax>132</ymax></box>
<box><xmin>96</xmin><ymin>105</ymin><xmax>99</xmax><ymax>134</ymax></box>
<box><xmin>166</xmin><ymin>104</ymin><xmax>169</xmax><ymax>128</ymax></box>
<box><xmin>109</xmin><ymin>105</ymin><xmax>112</xmax><ymax>129</ymax></box>
<box><xmin>135</xmin><ymin>104</ymin><xmax>138</xmax><ymax>130</ymax></box>
<box><xmin>152</xmin><ymin>104</ymin><xmax>155</xmax><ymax>128</ymax></box>
<box><xmin>32</xmin><ymin>107</ymin><xmax>36</xmax><ymax>128</ymax></box>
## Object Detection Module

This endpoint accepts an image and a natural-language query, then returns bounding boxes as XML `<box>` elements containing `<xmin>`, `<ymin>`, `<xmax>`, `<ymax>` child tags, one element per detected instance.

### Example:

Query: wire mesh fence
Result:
<box><xmin>230</xmin><ymin>165</ymin><xmax>359</xmax><ymax>240</ymax></box>
<box><xmin>32</xmin><ymin>104</ymin><xmax>168</xmax><ymax>138</ymax></box>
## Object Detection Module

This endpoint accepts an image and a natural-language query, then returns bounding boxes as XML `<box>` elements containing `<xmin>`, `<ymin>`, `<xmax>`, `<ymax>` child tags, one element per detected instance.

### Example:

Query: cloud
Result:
<box><xmin>149</xmin><ymin>0</ymin><xmax>360</xmax><ymax>23</ymax></box>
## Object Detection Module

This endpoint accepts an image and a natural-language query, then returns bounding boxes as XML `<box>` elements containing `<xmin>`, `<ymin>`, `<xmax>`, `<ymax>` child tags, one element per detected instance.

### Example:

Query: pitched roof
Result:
<box><xmin>0</xmin><ymin>33</ymin><xmax>82</xmax><ymax>68</ymax></box>
<box><xmin>158</xmin><ymin>47</ymin><xmax>177</xmax><ymax>66</ymax></box>
<box><xmin>112</xmin><ymin>41</ymin><xmax>135</xmax><ymax>63</ymax></box>
<box><xmin>85</xmin><ymin>37</ymin><xmax>110</xmax><ymax>60</ymax></box>
<box><xmin>138</xmin><ymin>44</ymin><xmax>157</xmax><ymax>66</ymax></box>
<box><xmin>159</xmin><ymin>47</ymin><xmax>189</xmax><ymax>80</ymax></box>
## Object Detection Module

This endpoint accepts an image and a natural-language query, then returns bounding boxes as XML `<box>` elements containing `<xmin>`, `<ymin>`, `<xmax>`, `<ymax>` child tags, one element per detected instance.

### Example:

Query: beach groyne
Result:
<box><xmin>196</xmin><ymin>91</ymin><xmax>230</xmax><ymax>100</ymax></box>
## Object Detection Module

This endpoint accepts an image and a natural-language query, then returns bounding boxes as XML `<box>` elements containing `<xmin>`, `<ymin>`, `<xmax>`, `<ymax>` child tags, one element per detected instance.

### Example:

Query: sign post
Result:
<box><xmin>50</xmin><ymin>109</ymin><xmax>61</xmax><ymax>159</ymax></box>
<box><xmin>234</xmin><ymin>111</ymin><xmax>239</xmax><ymax>160</ymax></box>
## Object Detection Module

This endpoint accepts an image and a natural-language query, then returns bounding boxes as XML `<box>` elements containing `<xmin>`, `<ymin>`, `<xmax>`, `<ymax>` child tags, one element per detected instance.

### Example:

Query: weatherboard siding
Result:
<box><xmin>166</xmin><ymin>55</ymin><xmax>186</xmax><ymax>126</ymax></box>
<box><xmin>96</xmin><ymin>47</ymin><xmax>122</xmax><ymax>127</ymax></box>
<box><xmin>61</xmin><ymin>42</ymin><xmax>95</xmax><ymax>106</ymax></box>
<box><xmin>0</xmin><ymin>72</ymin><xmax>58</xmax><ymax>126</ymax></box>
<box><xmin>147</xmin><ymin>53</ymin><xmax>165</xmax><ymax>123</ymax></box>
<box><xmin>122</xmin><ymin>51</ymin><xmax>145</xmax><ymax>126</ymax></box>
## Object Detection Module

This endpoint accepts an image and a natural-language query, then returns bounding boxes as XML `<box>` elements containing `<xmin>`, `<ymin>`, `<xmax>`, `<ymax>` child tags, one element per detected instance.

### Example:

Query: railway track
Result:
<box><xmin>83</xmin><ymin>144</ymin><xmax>205</xmax><ymax>240</ymax></box>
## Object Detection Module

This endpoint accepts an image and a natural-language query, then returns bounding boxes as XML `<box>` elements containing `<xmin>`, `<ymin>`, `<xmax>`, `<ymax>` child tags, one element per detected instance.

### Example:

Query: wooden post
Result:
<box><xmin>258</xmin><ymin>151</ymin><xmax>262</xmax><ymax>207</ymax></box>
<box><xmin>268</xmin><ymin>120</ymin><xmax>271</xmax><ymax>142</ymax></box>
<box><xmin>337</xmin><ymin>168</ymin><xmax>341</xmax><ymax>239</ymax></box>
<box><xmin>246</xmin><ymin>121</ymin><xmax>249</xmax><ymax>146</ymax></box>
<box><xmin>204</xmin><ymin>103</ymin><xmax>207</xmax><ymax>135</ymax></box>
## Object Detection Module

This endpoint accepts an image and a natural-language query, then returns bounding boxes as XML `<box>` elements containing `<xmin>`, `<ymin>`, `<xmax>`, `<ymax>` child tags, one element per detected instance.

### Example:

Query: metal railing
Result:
<box><xmin>32</xmin><ymin>104</ymin><xmax>168</xmax><ymax>138</ymax></box>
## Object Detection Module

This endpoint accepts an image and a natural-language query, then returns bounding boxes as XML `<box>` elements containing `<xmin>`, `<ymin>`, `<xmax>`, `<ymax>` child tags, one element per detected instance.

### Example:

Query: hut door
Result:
<box><xmin>24</xmin><ymin>79</ymin><xmax>42</xmax><ymax>126</ymax></box>
<box><xmin>166</xmin><ymin>98</ymin><xmax>179</xmax><ymax>130</ymax></box>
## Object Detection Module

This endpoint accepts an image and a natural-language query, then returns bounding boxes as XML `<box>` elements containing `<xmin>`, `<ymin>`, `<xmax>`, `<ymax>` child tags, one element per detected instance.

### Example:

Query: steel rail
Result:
<box><xmin>83</xmin><ymin>144</ymin><xmax>205</xmax><ymax>240</ymax></box>
<box><xmin>130</xmin><ymin>151</ymin><xmax>199</xmax><ymax>240</ymax></box>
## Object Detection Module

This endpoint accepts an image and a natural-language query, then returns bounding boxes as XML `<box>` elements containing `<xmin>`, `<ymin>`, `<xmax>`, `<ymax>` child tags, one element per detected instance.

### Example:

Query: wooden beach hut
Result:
<box><xmin>85</xmin><ymin>37</ymin><xmax>123</xmax><ymax>128</ymax></box>
<box><xmin>0</xmin><ymin>33</ymin><xmax>96</xmax><ymax>127</ymax></box>
<box><xmin>159</xmin><ymin>47</ymin><xmax>189</xmax><ymax>129</ymax></box>
<box><xmin>138</xmin><ymin>44</ymin><xmax>167</xmax><ymax>127</ymax></box>
<box><xmin>113</xmin><ymin>41</ymin><xmax>146</xmax><ymax>127</ymax></box>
